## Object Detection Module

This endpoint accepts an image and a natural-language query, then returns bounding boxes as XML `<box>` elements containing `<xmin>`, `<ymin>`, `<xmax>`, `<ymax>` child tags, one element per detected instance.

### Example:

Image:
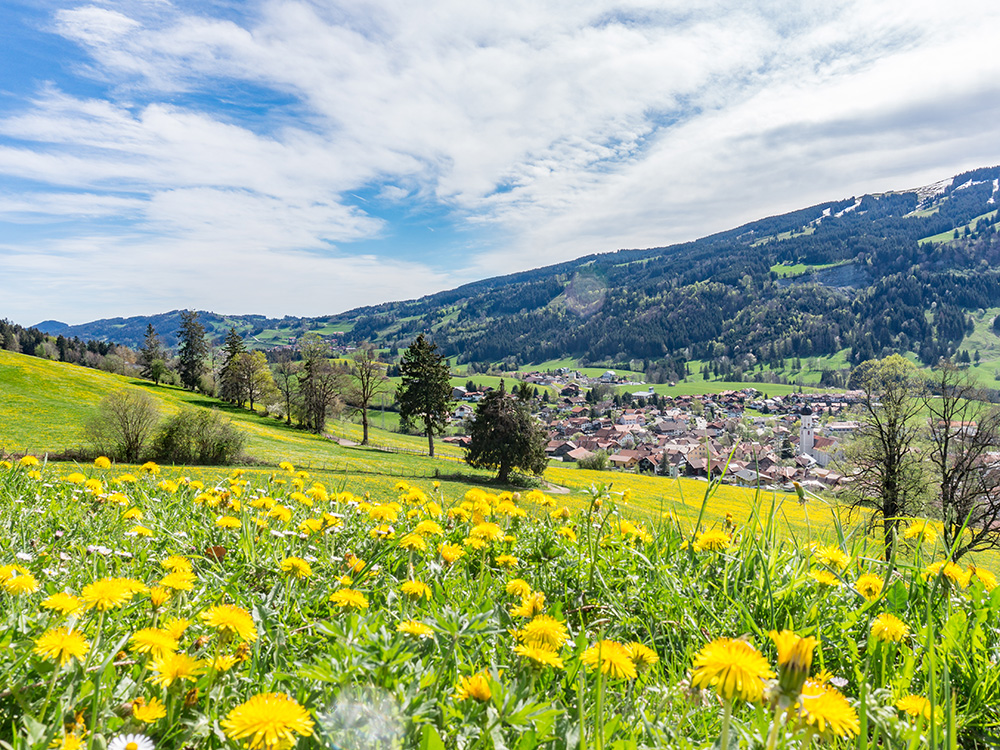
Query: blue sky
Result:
<box><xmin>1</xmin><ymin>0</ymin><xmax>999</xmax><ymax>325</ymax></box>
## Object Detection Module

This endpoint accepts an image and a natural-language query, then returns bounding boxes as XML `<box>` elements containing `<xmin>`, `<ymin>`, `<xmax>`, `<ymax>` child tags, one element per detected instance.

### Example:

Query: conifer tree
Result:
<box><xmin>218</xmin><ymin>327</ymin><xmax>248</xmax><ymax>403</ymax></box>
<box><xmin>465</xmin><ymin>380</ymin><xmax>547</xmax><ymax>483</ymax></box>
<box><xmin>138</xmin><ymin>324</ymin><xmax>167</xmax><ymax>385</ymax></box>
<box><xmin>396</xmin><ymin>334</ymin><xmax>452</xmax><ymax>457</ymax></box>
<box><xmin>177</xmin><ymin>310</ymin><xmax>208</xmax><ymax>391</ymax></box>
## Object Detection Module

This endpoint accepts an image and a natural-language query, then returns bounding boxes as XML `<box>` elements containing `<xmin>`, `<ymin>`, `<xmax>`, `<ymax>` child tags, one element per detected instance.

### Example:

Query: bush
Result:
<box><xmin>151</xmin><ymin>407</ymin><xmax>247</xmax><ymax>465</ymax></box>
<box><xmin>85</xmin><ymin>389</ymin><xmax>160</xmax><ymax>463</ymax></box>
<box><xmin>577</xmin><ymin>449</ymin><xmax>610</xmax><ymax>471</ymax></box>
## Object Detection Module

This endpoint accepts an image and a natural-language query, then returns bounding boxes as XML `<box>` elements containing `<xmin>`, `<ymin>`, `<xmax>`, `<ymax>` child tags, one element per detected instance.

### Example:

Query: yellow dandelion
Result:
<box><xmin>400</xmin><ymin>579</ymin><xmax>431</xmax><ymax>600</ymax></box>
<box><xmin>581</xmin><ymin>640</ymin><xmax>638</xmax><ymax>680</ymax></box>
<box><xmin>691</xmin><ymin>638</ymin><xmax>775</xmax><ymax>702</ymax></box>
<box><xmin>495</xmin><ymin>554</ymin><xmax>518</xmax><ymax>568</ymax></box>
<box><xmin>969</xmin><ymin>566</ymin><xmax>997</xmax><ymax>592</ymax></box>
<box><xmin>329</xmin><ymin>589</ymin><xmax>369</xmax><ymax>610</ymax></box>
<box><xmin>413</xmin><ymin>519</ymin><xmax>444</xmax><ymax>537</ymax></box>
<box><xmin>438</xmin><ymin>542</ymin><xmax>466</xmax><ymax>565</ymax></box>
<box><xmin>903</xmin><ymin>519</ymin><xmax>938</xmax><ymax>545</ymax></box>
<box><xmin>809</xmin><ymin>570</ymin><xmax>840</xmax><ymax>586</ymax></box>
<box><xmin>626</xmin><ymin>642</ymin><xmax>660</xmax><ymax>671</ymax></box>
<box><xmin>924</xmin><ymin>561</ymin><xmax>972</xmax><ymax>588</ymax></box>
<box><xmin>470</xmin><ymin>522</ymin><xmax>503</xmax><ymax>542</ymax></box>
<box><xmin>815</xmin><ymin>545</ymin><xmax>851</xmax><ymax>571</ymax></box>
<box><xmin>455</xmin><ymin>673</ymin><xmax>493</xmax><ymax>702</ymax></box>
<box><xmin>514</xmin><ymin>644</ymin><xmax>564</xmax><ymax>669</ymax></box>
<box><xmin>398</xmin><ymin>533</ymin><xmax>427</xmax><ymax>552</ymax></box>
<box><xmin>81</xmin><ymin>578</ymin><xmax>136</xmax><ymax>611</ymax></box>
<box><xmin>127</xmin><ymin>525</ymin><xmax>154</xmax><ymax>538</ymax></box>
<box><xmin>122</xmin><ymin>507</ymin><xmax>143</xmax><ymax>521</ymax></box>
<box><xmin>510</xmin><ymin>591</ymin><xmax>546</xmax><ymax>618</ymax></box>
<box><xmin>41</xmin><ymin>592</ymin><xmax>83</xmax><ymax>616</ymax></box>
<box><xmin>896</xmin><ymin>694</ymin><xmax>933</xmax><ymax>720</ymax></box>
<box><xmin>65</xmin><ymin>472</ymin><xmax>86</xmax><ymax>485</ymax></box>
<box><xmin>221</xmin><ymin>692</ymin><xmax>315</xmax><ymax>750</ymax></box>
<box><xmin>855</xmin><ymin>573</ymin><xmax>884</xmax><ymax>601</ymax></box>
<box><xmin>129</xmin><ymin>628</ymin><xmax>179</xmax><ymax>658</ymax></box>
<box><xmin>149</xmin><ymin>587</ymin><xmax>172</xmax><ymax>608</ymax></box>
<box><xmin>397</xmin><ymin>620</ymin><xmax>435</xmax><ymax>637</ymax></box>
<box><xmin>693</xmin><ymin>529</ymin><xmax>731</xmax><ymax>552</ymax></box>
<box><xmin>871</xmin><ymin>613</ymin><xmax>909</xmax><ymax>643</ymax></box>
<box><xmin>463</xmin><ymin>536</ymin><xmax>487</xmax><ymax>551</ymax></box>
<box><xmin>216</xmin><ymin>516</ymin><xmax>241</xmax><ymax>529</ymax></box>
<box><xmin>201</xmin><ymin>604</ymin><xmax>258</xmax><ymax>642</ymax></box>
<box><xmin>280</xmin><ymin>557</ymin><xmax>313</xmax><ymax>579</ymax></box>
<box><xmin>163</xmin><ymin>617</ymin><xmax>191</xmax><ymax>641</ymax></box>
<box><xmin>212</xmin><ymin>655</ymin><xmax>240</xmax><ymax>672</ymax></box>
<box><xmin>505</xmin><ymin>578</ymin><xmax>532</xmax><ymax>598</ymax></box>
<box><xmin>795</xmin><ymin>679</ymin><xmax>860</xmax><ymax>738</ymax></box>
<box><xmin>132</xmin><ymin>696</ymin><xmax>167</xmax><ymax>723</ymax></box>
<box><xmin>159</xmin><ymin>571</ymin><xmax>196</xmax><ymax>591</ymax></box>
<box><xmin>33</xmin><ymin>627</ymin><xmax>90</xmax><ymax>666</ymax></box>
<box><xmin>161</xmin><ymin>555</ymin><xmax>193</xmax><ymax>573</ymax></box>
<box><xmin>148</xmin><ymin>652</ymin><xmax>205</xmax><ymax>688</ymax></box>
<box><xmin>1</xmin><ymin>566</ymin><xmax>39</xmax><ymax>595</ymax></box>
<box><xmin>557</xmin><ymin>527</ymin><xmax>578</xmax><ymax>543</ymax></box>
<box><xmin>19</xmin><ymin>455</ymin><xmax>40</xmax><ymax>467</ymax></box>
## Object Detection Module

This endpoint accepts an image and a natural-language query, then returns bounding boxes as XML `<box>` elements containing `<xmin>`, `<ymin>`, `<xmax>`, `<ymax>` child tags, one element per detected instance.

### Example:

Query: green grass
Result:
<box><xmin>768</xmin><ymin>259</ymin><xmax>847</xmax><ymax>278</ymax></box>
<box><xmin>918</xmin><ymin>209</ymin><xmax>998</xmax><ymax>245</ymax></box>
<box><xmin>753</xmin><ymin>225</ymin><xmax>816</xmax><ymax>247</ymax></box>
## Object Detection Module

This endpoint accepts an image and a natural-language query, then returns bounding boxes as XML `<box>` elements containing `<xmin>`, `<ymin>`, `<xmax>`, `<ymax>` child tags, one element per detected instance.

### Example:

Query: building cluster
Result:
<box><xmin>448</xmin><ymin>369</ymin><xmax>866</xmax><ymax>493</ymax></box>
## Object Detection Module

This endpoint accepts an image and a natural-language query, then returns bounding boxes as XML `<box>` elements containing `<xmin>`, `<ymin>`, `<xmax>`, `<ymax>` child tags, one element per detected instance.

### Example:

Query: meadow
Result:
<box><xmin>1</xmin><ymin>458</ymin><xmax>997</xmax><ymax>750</ymax></box>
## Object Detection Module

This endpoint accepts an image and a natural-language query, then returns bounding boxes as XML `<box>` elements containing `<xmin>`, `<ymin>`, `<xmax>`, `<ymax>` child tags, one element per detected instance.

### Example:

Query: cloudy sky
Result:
<box><xmin>2</xmin><ymin>0</ymin><xmax>999</xmax><ymax>325</ymax></box>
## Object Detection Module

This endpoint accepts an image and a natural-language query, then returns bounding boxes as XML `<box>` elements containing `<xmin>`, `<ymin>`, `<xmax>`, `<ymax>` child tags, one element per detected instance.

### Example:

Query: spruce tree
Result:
<box><xmin>177</xmin><ymin>310</ymin><xmax>208</xmax><ymax>391</ymax></box>
<box><xmin>465</xmin><ymin>380</ymin><xmax>547</xmax><ymax>483</ymax></box>
<box><xmin>139</xmin><ymin>324</ymin><xmax>166</xmax><ymax>384</ymax></box>
<box><xmin>218</xmin><ymin>327</ymin><xmax>248</xmax><ymax>403</ymax></box>
<box><xmin>396</xmin><ymin>334</ymin><xmax>452</xmax><ymax>457</ymax></box>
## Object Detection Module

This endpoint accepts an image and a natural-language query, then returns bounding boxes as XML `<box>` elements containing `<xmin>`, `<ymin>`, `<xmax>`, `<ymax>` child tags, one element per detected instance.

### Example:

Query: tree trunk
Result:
<box><xmin>426</xmin><ymin>418</ymin><xmax>435</xmax><ymax>457</ymax></box>
<box><xmin>362</xmin><ymin>406</ymin><xmax>369</xmax><ymax>445</ymax></box>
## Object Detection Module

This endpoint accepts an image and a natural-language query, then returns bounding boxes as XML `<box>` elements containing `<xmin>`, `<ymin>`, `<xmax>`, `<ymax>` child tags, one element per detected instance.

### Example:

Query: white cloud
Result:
<box><xmin>1</xmin><ymin>0</ymin><xmax>999</xmax><ymax>323</ymax></box>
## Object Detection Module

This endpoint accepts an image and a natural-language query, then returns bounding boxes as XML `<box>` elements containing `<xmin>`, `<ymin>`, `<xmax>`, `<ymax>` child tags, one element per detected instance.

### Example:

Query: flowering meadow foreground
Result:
<box><xmin>1</xmin><ymin>458</ymin><xmax>999</xmax><ymax>749</ymax></box>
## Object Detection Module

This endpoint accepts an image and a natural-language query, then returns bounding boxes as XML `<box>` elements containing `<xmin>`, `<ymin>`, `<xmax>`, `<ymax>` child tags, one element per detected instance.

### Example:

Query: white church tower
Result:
<box><xmin>799</xmin><ymin>405</ymin><xmax>815</xmax><ymax>456</ymax></box>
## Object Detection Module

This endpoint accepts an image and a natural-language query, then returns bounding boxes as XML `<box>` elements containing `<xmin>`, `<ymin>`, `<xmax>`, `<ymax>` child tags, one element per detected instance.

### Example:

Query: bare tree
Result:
<box><xmin>844</xmin><ymin>355</ymin><xmax>926</xmax><ymax>560</ymax></box>
<box><xmin>349</xmin><ymin>344</ymin><xmax>390</xmax><ymax>445</ymax></box>
<box><xmin>272</xmin><ymin>350</ymin><xmax>298</xmax><ymax>425</ymax></box>
<box><xmin>925</xmin><ymin>360</ymin><xmax>1000</xmax><ymax>559</ymax></box>
<box><xmin>297</xmin><ymin>334</ymin><xmax>346</xmax><ymax>434</ymax></box>
<box><xmin>86</xmin><ymin>389</ymin><xmax>160</xmax><ymax>463</ymax></box>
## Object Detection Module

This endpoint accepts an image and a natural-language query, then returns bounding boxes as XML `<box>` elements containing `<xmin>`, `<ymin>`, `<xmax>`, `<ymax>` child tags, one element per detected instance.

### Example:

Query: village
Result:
<box><xmin>444</xmin><ymin>368</ymin><xmax>863</xmax><ymax>493</ymax></box>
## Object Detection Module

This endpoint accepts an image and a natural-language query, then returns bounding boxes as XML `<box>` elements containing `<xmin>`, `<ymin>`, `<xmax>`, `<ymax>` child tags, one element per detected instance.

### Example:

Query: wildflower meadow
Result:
<box><xmin>1</xmin><ymin>456</ymin><xmax>999</xmax><ymax>749</ymax></box>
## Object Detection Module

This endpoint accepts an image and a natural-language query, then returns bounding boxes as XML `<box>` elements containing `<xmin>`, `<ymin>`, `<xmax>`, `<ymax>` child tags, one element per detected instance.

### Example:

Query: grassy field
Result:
<box><xmin>918</xmin><ymin>209</ymin><xmax>998</xmax><ymax>245</ymax></box>
<box><xmin>767</xmin><ymin>259</ymin><xmax>844</xmax><ymax>278</ymax></box>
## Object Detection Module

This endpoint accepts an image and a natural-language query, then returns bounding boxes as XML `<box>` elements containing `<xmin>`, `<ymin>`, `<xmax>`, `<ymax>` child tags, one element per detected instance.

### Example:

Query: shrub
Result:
<box><xmin>85</xmin><ymin>389</ymin><xmax>160</xmax><ymax>463</ymax></box>
<box><xmin>151</xmin><ymin>407</ymin><xmax>247</xmax><ymax>465</ymax></box>
<box><xmin>577</xmin><ymin>449</ymin><xmax>610</xmax><ymax>471</ymax></box>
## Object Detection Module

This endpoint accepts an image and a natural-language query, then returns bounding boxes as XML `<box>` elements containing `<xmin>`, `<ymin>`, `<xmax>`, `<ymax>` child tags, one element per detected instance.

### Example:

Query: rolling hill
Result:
<box><xmin>34</xmin><ymin>166</ymin><xmax>1000</xmax><ymax>384</ymax></box>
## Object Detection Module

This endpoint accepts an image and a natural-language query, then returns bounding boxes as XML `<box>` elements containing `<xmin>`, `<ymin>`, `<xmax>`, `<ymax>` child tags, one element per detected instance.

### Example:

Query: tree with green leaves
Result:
<box><xmin>177</xmin><ymin>310</ymin><xmax>208</xmax><ymax>391</ymax></box>
<box><xmin>218</xmin><ymin>327</ymin><xmax>248</xmax><ymax>404</ymax></box>
<box><xmin>138</xmin><ymin>324</ymin><xmax>167</xmax><ymax>385</ymax></box>
<box><xmin>465</xmin><ymin>380</ymin><xmax>548</xmax><ymax>483</ymax></box>
<box><xmin>349</xmin><ymin>343</ymin><xmax>390</xmax><ymax>445</ymax></box>
<box><xmin>396</xmin><ymin>334</ymin><xmax>452</xmax><ymax>457</ymax></box>
<box><xmin>845</xmin><ymin>354</ymin><xmax>926</xmax><ymax>560</ymax></box>
<box><xmin>233</xmin><ymin>350</ymin><xmax>276</xmax><ymax>412</ymax></box>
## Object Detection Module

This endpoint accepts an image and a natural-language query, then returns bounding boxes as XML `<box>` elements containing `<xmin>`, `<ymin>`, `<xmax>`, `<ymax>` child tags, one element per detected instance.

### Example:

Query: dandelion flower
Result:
<box><xmin>107</xmin><ymin>734</ymin><xmax>155</xmax><ymax>750</ymax></box>
<box><xmin>19</xmin><ymin>455</ymin><xmax>40</xmax><ymax>467</ymax></box>
<box><xmin>795</xmin><ymin>680</ymin><xmax>860</xmax><ymax>738</ymax></box>
<box><xmin>455</xmin><ymin>673</ymin><xmax>493</xmax><ymax>702</ymax></box>
<box><xmin>65</xmin><ymin>472</ymin><xmax>86</xmax><ymax>485</ymax></box>
<box><xmin>398</xmin><ymin>533</ymin><xmax>427</xmax><ymax>552</ymax></box>
<box><xmin>33</xmin><ymin>627</ymin><xmax>90</xmax><ymax>666</ymax></box>
<box><xmin>438</xmin><ymin>542</ymin><xmax>465</xmax><ymax>565</ymax></box>
<box><xmin>413</xmin><ymin>520</ymin><xmax>444</xmax><ymax>537</ymax></box>
<box><xmin>221</xmin><ymin>692</ymin><xmax>314</xmax><ymax>750</ymax></box>
<box><xmin>855</xmin><ymin>573</ymin><xmax>884</xmax><ymax>601</ymax></box>
<box><xmin>519</xmin><ymin>614</ymin><xmax>569</xmax><ymax>651</ymax></box>
<box><xmin>163</xmin><ymin>617</ymin><xmax>191</xmax><ymax>641</ymax></box>
<box><xmin>216</xmin><ymin>516</ymin><xmax>241</xmax><ymax>529</ymax></box>
<box><xmin>279</xmin><ymin>557</ymin><xmax>312</xmax><ymax>579</ymax></box>
<box><xmin>693</xmin><ymin>529</ymin><xmax>731</xmax><ymax>552</ymax></box>
<box><xmin>400</xmin><ymin>580</ymin><xmax>431</xmax><ymax>601</ymax></box>
<box><xmin>129</xmin><ymin>628</ymin><xmax>179</xmax><ymax>658</ymax></box>
<box><xmin>131</xmin><ymin>697</ymin><xmax>167</xmax><ymax>723</ymax></box>
<box><xmin>557</xmin><ymin>527</ymin><xmax>578</xmax><ymax>543</ymax></box>
<box><xmin>81</xmin><ymin>578</ymin><xmax>137</xmax><ymax>611</ymax></box>
<box><xmin>41</xmin><ymin>592</ymin><xmax>83</xmax><ymax>616</ymax></box>
<box><xmin>895</xmin><ymin>694</ymin><xmax>933</xmax><ymax>720</ymax></box>
<box><xmin>397</xmin><ymin>620</ymin><xmax>434</xmax><ymax>637</ymax></box>
<box><xmin>161</xmin><ymin>556</ymin><xmax>193</xmax><ymax>573</ymax></box>
<box><xmin>505</xmin><ymin>579</ymin><xmax>532</xmax><ymax>598</ymax></box>
<box><xmin>201</xmin><ymin>604</ymin><xmax>258</xmax><ymax>642</ymax></box>
<box><xmin>903</xmin><ymin>520</ymin><xmax>938</xmax><ymax>545</ymax></box>
<box><xmin>329</xmin><ymin>589</ymin><xmax>369</xmax><ymax>610</ymax></box>
<box><xmin>815</xmin><ymin>545</ymin><xmax>851</xmax><ymax>571</ymax></box>
<box><xmin>212</xmin><ymin>655</ymin><xmax>240</xmax><ymax>672</ymax></box>
<box><xmin>581</xmin><ymin>640</ymin><xmax>637</xmax><ymax>680</ymax></box>
<box><xmin>871</xmin><ymin>613</ymin><xmax>908</xmax><ymax>643</ymax></box>
<box><xmin>769</xmin><ymin>630</ymin><xmax>818</xmax><ymax>674</ymax></box>
<box><xmin>1</xmin><ymin>566</ymin><xmax>39</xmax><ymax>595</ymax></box>
<box><xmin>626</xmin><ymin>642</ymin><xmax>660</xmax><ymax>671</ymax></box>
<box><xmin>148</xmin><ymin>652</ymin><xmax>205</xmax><ymax>688</ymax></box>
<box><xmin>969</xmin><ymin>566</ymin><xmax>997</xmax><ymax>592</ymax></box>
<box><xmin>510</xmin><ymin>591</ymin><xmax>546</xmax><ymax>618</ymax></box>
<box><xmin>809</xmin><ymin>570</ymin><xmax>840</xmax><ymax>586</ymax></box>
<box><xmin>514</xmin><ymin>644</ymin><xmax>564</xmax><ymax>669</ymax></box>
<box><xmin>159</xmin><ymin>571</ymin><xmax>196</xmax><ymax>591</ymax></box>
<box><xmin>690</xmin><ymin>638</ymin><xmax>774</xmax><ymax>702</ymax></box>
<box><xmin>923</xmin><ymin>561</ymin><xmax>971</xmax><ymax>588</ymax></box>
<box><xmin>149</xmin><ymin>587</ymin><xmax>172</xmax><ymax>608</ymax></box>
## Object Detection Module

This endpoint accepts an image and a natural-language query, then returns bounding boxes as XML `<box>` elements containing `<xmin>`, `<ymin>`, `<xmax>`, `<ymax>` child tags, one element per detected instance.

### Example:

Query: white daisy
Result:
<box><xmin>108</xmin><ymin>734</ymin><xmax>155</xmax><ymax>750</ymax></box>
